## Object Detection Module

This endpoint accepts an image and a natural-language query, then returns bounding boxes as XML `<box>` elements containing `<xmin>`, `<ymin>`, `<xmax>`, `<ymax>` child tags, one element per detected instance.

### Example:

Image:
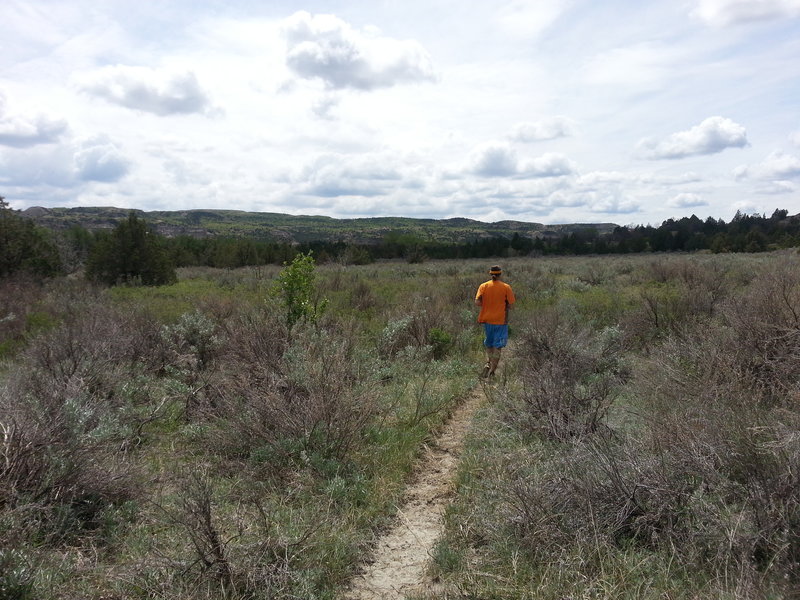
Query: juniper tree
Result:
<box><xmin>0</xmin><ymin>196</ymin><xmax>62</xmax><ymax>278</ymax></box>
<box><xmin>86</xmin><ymin>212</ymin><xmax>176</xmax><ymax>285</ymax></box>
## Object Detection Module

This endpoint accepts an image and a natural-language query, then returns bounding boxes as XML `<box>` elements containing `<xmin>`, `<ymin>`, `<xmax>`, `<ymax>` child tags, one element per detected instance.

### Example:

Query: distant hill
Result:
<box><xmin>21</xmin><ymin>206</ymin><xmax>619</xmax><ymax>245</ymax></box>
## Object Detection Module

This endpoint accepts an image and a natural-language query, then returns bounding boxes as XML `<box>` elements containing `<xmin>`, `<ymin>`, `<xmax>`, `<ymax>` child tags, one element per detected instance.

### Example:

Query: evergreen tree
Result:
<box><xmin>0</xmin><ymin>196</ymin><xmax>62</xmax><ymax>278</ymax></box>
<box><xmin>86</xmin><ymin>212</ymin><xmax>176</xmax><ymax>285</ymax></box>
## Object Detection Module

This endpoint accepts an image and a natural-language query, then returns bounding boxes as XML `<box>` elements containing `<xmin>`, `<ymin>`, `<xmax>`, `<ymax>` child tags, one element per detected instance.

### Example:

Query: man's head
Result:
<box><xmin>489</xmin><ymin>265</ymin><xmax>502</xmax><ymax>279</ymax></box>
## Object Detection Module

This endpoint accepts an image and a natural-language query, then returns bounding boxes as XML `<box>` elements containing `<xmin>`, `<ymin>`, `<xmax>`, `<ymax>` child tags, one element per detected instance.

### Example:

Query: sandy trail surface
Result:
<box><xmin>342</xmin><ymin>386</ymin><xmax>484</xmax><ymax>600</ymax></box>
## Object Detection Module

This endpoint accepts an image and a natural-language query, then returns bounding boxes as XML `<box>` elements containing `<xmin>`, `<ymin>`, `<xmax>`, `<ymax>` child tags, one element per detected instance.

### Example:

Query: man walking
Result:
<box><xmin>475</xmin><ymin>265</ymin><xmax>515</xmax><ymax>378</ymax></box>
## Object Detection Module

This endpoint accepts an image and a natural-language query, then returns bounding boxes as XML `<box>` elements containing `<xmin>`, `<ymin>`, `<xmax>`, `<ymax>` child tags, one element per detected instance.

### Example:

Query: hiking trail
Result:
<box><xmin>342</xmin><ymin>384</ymin><xmax>485</xmax><ymax>600</ymax></box>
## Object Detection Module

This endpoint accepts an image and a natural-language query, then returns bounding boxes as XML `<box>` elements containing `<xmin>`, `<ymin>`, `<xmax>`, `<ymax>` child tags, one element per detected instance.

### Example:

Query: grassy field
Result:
<box><xmin>1</xmin><ymin>252</ymin><xmax>798</xmax><ymax>599</ymax></box>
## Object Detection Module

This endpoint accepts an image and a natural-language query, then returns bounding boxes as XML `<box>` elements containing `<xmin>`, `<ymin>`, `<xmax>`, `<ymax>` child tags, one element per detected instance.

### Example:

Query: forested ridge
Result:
<box><xmin>3</xmin><ymin>198</ymin><xmax>799</xmax><ymax>279</ymax></box>
<box><xmin>21</xmin><ymin>205</ymin><xmax>608</xmax><ymax>244</ymax></box>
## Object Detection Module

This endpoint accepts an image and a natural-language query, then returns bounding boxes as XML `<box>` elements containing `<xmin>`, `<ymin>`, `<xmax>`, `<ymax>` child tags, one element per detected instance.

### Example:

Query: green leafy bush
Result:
<box><xmin>0</xmin><ymin>549</ymin><xmax>35</xmax><ymax>600</ymax></box>
<box><xmin>271</xmin><ymin>251</ymin><xmax>328</xmax><ymax>330</ymax></box>
<box><xmin>428</xmin><ymin>327</ymin><xmax>453</xmax><ymax>359</ymax></box>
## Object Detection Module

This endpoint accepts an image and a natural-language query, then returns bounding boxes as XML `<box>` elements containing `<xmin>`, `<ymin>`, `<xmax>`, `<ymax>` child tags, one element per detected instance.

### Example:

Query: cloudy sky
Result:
<box><xmin>2</xmin><ymin>0</ymin><xmax>799</xmax><ymax>225</ymax></box>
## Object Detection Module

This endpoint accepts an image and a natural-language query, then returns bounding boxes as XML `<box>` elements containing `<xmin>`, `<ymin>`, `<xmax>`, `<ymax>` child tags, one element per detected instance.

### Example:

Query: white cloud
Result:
<box><xmin>519</xmin><ymin>153</ymin><xmax>576</xmax><ymax>178</ymax></box>
<box><xmin>312</xmin><ymin>94</ymin><xmax>340</xmax><ymax>119</ymax></box>
<box><xmin>455</xmin><ymin>168</ymin><xmax>642</xmax><ymax>217</ymax></box>
<box><xmin>77</xmin><ymin>65</ymin><xmax>216</xmax><ymax>116</ymax></box>
<box><xmin>282</xmin><ymin>11</ymin><xmax>437</xmax><ymax>91</ymax></box>
<box><xmin>658</xmin><ymin>172</ymin><xmax>704</xmax><ymax>185</ymax></box>
<box><xmin>299</xmin><ymin>153</ymin><xmax>405</xmax><ymax>198</ymax></box>
<box><xmin>732</xmin><ymin>199</ymin><xmax>762</xmax><ymax>214</ymax></box>
<box><xmin>638</xmin><ymin>116</ymin><xmax>748</xmax><ymax>159</ymax></box>
<box><xmin>0</xmin><ymin>134</ymin><xmax>129</xmax><ymax>188</ymax></box>
<box><xmin>790</xmin><ymin>131</ymin><xmax>800</xmax><ymax>147</ymax></box>
<box><xmin>734</xmin><ymin>150</ymin><xmax>800</xmax><ymax>180</ymax></box>
<box><xmin>0</xmin><ymin>146</ymin><xmax>74</xmax><ymax>187</ymax></box>
<box><xmin>732</xmin><ymin>164</ymin><xmax>748</xmax><ymax>180</ymax></box>
<box><xmin>668</xmin><ymin>192</ymin><xmax>708</xmax><ymax>208</ymax></box>
<box><xmin>578</xmin><ymin>171</ymin><xmax>628</xmax><ymax>187</ymax></box>
<box><xmin>692</xmin><ymin>0</ymin><xmax>800</xmax><ymax>26</ymax></box>
<box><xmin>582</xmin><ymin>42</ymin><xmax>678</xmax><ymax>91</ymax></box>
<box><xmin>469</xmin><ymin>144</ymin><xmax>575</xmax><ymax>178</ymax></box>
<box><xmin>755</xmin><ymin>180</ymin><xmax>797</xmax><ymax>195</ymax></box>
<box><xmin>2</xmin><ymin>1</ymin><xmax>798</xmax><ymax>224</ymax></box>
<box><xmin>73</xmin><ymin>136</ymin><xmax>131</xmax><ymax>182</ymax></box>
<box><xmin>764</xmin><ymin>151</ymin><xmax>800</xmax><ymax>177</ymax></box>
<box><xmin>545</xmin><ymin>191</ymin><xmax>586</xmax><ymax>208</ymax></box>
<box><xmin>583</xmin><ymin>192</ymin><xmax>641</xmax><ymax>214</ymax></box>
<box><xmin>509</xmin><ymin>116</ymin><xmax>574</xmax><ymax>142</ymax></box>
<box><xmin>163</xmin><ymin>156</ymin><xmax>212</xmax><ymax>186</ymax></box>
<box><xmin>469</xmin><ymin>143</ymin><xmax>518</xmax><ymax>177</ymax></box>
<box><xmin>408</xmin><ymin>174</ymin><xmax>575</xmax><ymax>220</ymax></box>
<box><xmin>495</xmin><ymin>0</ymin><xmax>573</xmax><ymax>37</ymax></box>
<box><xmin>0</xmin><ymin>94</ymin><xmax>67</xmax><ymax>148</ymax></box>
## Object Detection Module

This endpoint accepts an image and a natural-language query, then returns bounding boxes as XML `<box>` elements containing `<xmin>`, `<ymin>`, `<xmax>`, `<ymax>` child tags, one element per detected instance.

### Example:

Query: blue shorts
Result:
<box><xmin>482</xmin><ymin>324</ymin><xmax>508</xmax><ymax>348</ymax></box>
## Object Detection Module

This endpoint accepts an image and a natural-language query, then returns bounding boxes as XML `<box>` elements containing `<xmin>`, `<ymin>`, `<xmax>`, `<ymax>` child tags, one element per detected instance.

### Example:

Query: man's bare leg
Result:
<box><xmin>488</xmin><ymin>347</ymin><xmax>501</xmax><ymax>375</ymax></box>
<box><xmin>482</xmin><ymin>347</ymin><xmax>500</xmax><ymax>376</ymax></box>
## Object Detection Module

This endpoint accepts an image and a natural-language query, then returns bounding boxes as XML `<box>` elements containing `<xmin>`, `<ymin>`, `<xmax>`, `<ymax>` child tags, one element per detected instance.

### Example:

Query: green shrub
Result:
<box><xmin>271</xmin><ymin>251</ymin><xmax>328</xmax><ymax>330</ymax></box>
<box><xmin>161</xmin><ymin>310</ymin><xmax>222</xmax><ymax>371</ymax></box>
<box><xmin>0</xmin><ymin>549</ymin><xmax>35</xmax><ymax>600</ymax></box>
<box><xmin>428</xmin><ymin>327</ymin><xmax>453</xmax><ymax>359</ymax></box>
<box><xmin>378</xmin><ymin>316</ymin><xmax>414</xmax><ymax>358</ymax></box>
<box><xmin>23</xmin><ymin>311</ymin><xmax>58</xmax><ymax>336</ymax></box>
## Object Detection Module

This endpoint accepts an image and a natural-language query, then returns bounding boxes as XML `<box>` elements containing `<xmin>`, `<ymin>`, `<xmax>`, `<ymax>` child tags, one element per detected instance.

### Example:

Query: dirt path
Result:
<box><xmin>342</xmin><ymin>385</ymin><xmax>485</xmax><ymax>600</ymax></box>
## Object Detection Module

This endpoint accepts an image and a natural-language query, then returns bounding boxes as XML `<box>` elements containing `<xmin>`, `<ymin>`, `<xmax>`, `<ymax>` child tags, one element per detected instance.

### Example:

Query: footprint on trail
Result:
<box><xmin>342</xmin><ymin>387</ymin><xmax>484</xmax><ymax>600</ymax></box>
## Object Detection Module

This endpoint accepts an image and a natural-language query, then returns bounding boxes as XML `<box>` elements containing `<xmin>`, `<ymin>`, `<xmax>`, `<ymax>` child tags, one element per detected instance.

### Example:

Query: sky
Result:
<box><xmin>1</xmin><ymin>0</ymin><xmax>799</xmax><ymax>226</ymax></box>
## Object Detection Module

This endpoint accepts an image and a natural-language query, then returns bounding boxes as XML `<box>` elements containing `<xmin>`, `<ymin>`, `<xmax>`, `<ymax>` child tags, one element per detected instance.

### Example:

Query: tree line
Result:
<box><xmin>1</xmin><ymin>197</ymin><xmax>798</xmax><ymax>284</ymax></box>
<box><xmin>161</xmin><ymin>208</ymin><xmax>800</xmax><ymax>265</ymax></box>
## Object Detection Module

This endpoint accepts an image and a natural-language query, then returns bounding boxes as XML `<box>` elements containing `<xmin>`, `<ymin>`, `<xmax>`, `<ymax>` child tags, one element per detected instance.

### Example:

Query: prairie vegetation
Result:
<box><xmin>1</xmin><ymin>252</ymin><xmax>798</xmax><ymax>599</ymax></box>
<box><xmin>0</xmin><ymin>260</ymin><xmax>476</xmax><ymax>599</ymax></box>
<box><xmin>431</xmin><ymin>253</ymin><xmax>800</xmax><ymax>599</ymax></box>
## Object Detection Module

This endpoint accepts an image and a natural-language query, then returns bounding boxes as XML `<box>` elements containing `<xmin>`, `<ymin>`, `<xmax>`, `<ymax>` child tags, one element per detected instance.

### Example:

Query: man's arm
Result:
<box><xmin>504</xmin><ymin>288</ymin><xmax>514</xmax><ymax>323</ymax></box>
<box><xmin>474</xmin><ymin>283</ymin><xmax>484</xmax><ymax>307</ymax></box>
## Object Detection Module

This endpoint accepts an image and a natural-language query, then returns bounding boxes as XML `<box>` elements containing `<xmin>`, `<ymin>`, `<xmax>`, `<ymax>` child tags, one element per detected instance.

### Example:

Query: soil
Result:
<box><xmin>342</xmin><ymin>385</ymin><xmax>485</xmax><ymax>599</ymax></box>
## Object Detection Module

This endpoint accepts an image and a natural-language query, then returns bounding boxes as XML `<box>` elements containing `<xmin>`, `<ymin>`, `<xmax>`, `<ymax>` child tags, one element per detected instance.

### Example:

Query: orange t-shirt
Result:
<box><xmin>476</xmin><ymin>279</ymin><xmax>515</xmax><ymax>325</ymax></box>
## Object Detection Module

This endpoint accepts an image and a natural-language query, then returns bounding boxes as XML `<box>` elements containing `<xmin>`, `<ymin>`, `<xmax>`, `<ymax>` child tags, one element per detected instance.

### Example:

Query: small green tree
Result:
<box><xmin>86</xmin><ymin>212</ymin><xmax>176</xmax><ymax>286</ymax></box>
<box><xmin>272</xmin><ymin>251</ymin><xmax>327</xmax><ymax>330</ymax></box>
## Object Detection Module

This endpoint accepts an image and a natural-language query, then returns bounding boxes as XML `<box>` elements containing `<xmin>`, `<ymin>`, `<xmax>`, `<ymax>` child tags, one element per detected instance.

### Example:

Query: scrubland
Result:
<box><xmin>1</xmin><ymin>252</ymin><xmax>798</xmax><ymax>599</ymax></box>
<box><xmin>429</xmin><ymin>253</ymin><xmax>800</xmax><ymax>599</ymax></box>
